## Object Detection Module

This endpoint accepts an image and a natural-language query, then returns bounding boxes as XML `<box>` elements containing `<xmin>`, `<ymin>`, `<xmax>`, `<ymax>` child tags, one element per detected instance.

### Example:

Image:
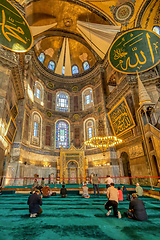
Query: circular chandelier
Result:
<box><xmin>84</xmin><ymin>136</ymin><xmax>122</xmax><ymax>156</ymax></box>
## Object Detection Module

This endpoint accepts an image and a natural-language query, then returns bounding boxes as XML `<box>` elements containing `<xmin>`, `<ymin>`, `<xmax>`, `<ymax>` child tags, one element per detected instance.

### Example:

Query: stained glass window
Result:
<box><xmin>48</xmin><ymin>61</ymin><xmax>55</xmax><ymax>71</ymax></box>
<box><xmin>82</xmin><ymin>88</ymin><xmax>93</xmax><ymax>110</ymax></box>
<box><xmin>38</xmin><ymin>53</ymin><xmax>45</xmax><ymax>63</ymax></box>
<box><xmin>72</xmin><ymin>65</ymin><xmax>79</xmax><ymax>74</ymax></box>
<box><xmin>31</xmin><ymin>113</ymin><xmax>41</xmax><ymax>146</ymax></box>
<box><xmin>62</xmin><ymin>66</ymin><xmax>65</xmax><ymax>75</ymax></box>
<box><xmin>34</xmin><ymin>82</ymin><xmax>42</xmax><ymax>100</ymax></box>
<box><xmin>34</xmin><ymin>122</ymin><xmax>38</xmax><ymax>137</ymax></box>
<box><xmin>56</xmin><ymin>120</ymin><xmax>69</xmax><ymax>149</ymax></box>
<box><xmin>83</xmin><ymin>61</ymin><xmax>90</xmax><ymax>71</ymax></box>
<box><xmin>153</xmin><ymin>26</ymin><xmax>160</xmax><ymax>35</ymax></box>
<box><xmin>57</xmin><ymin>92</ymin><xmax>69</xmax><ymax>112</ymax></box>
<box><xmin>85</xmin><ymin>119</ymin><xmax>95</xmax><ymax>140</ymax></box>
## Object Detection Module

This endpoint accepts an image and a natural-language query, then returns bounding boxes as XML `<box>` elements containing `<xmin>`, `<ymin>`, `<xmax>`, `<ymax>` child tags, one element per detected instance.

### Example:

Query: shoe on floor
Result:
<box><xmin>32</xmin><ymin>213</ymin><xmax>37</xmax><ymax>218</ymax></box>
<box><xmin>30</xmin><ymin>214</ymin><xmax>33</xmax><ymax>218</ymax></box>
<box><xmin>118</xmin><ymin>211</ymin><xmax>121</xmax><ymax>219</ymax></box>
<box><xmin>106</xmin><ymin>210</ymin><xmax>111</xmax><ymax>216</ymax></box>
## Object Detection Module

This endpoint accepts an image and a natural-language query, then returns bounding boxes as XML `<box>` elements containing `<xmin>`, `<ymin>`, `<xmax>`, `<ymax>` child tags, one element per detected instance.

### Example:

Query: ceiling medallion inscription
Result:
<box><xmin>47</xmin><ymin>82</ymin><xmax>54</xmax><ymax>89</ymax></box>
<box><xmin>46</xmin><ymin>111</ymin><xmax>52</xmax><ymax>118</ymax></box>
<box><xmin>73</xmin><ymin>114</ymin><xmax>80</xmax><ymax>121</ymax></box>
<box><xmin>113</xmin><ymin>2</ymin><xmax>134</xmax><ymax>23</ymax></box>
<box><xmin>72</xmin><ymin>86</ymin><xmax>78</xmax><ymax>92</ymax></box>
<box><xmin>63</xmin><ymin>18</ymin><xmax>73</xmax><ymax>27</ymax></box>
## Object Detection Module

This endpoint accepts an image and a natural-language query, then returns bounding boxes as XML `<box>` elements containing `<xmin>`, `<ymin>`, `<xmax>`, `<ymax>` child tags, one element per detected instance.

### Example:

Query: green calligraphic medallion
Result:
<box><xmin>108</xmin><ymin>29</ymin><xmax>160</xmax><ymax>74</ymax></box>
<box><xmin>0</xmin><ymin>0</ymin><xmax>33</xmax><ymax>52</ymax></box>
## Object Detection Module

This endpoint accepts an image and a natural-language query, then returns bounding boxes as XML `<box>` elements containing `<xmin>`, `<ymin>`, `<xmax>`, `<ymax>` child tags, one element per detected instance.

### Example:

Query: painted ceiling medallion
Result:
<box><xmin>63</xmin><ymin>18</ymin><xmax>73</xmax><ymax>27</ymax></box>
<box><xmin>113</xmin><ymin>2</ymin><xmax>134</xmax><ymax>23</ymax></box>
<box><xmin>73</xmin><ymin>114</ymin><xmax>80</xmax><ymax>121</ymax></box>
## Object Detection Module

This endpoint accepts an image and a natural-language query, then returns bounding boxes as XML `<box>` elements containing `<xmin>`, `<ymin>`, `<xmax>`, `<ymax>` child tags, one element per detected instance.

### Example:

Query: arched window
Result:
<box><xmin>62</xmin><ymin>66</ymin><xmax>65</xmax><ymax>75</ymax></box>
<box><xmin>48</xmin><ymin>61</ymin><xmax>55</xmax><ymax>71</ymax></box>
<box><xmin>82</xmin><ymin>88</ymin><xmax>93</xmax><ymax>110</ymax></box>
<box><xmin>83</xmin><ymin>61</ymin><xmax>90</xmax><ymax>71</ymax></box>
<box><xmin>34</xmin><ymin>82</ymin><xmax>44</xmax><ymax>105</ymax></box>
<box><xmin>31</xmin><ymin>112</ymin><xmax>42</xmax><ymax>146</ymax></box>
<box><xmin>85</xmin><ymin>119</ymin><xmax>95</xmax><ymax>140</ymax></box>
<box><xmin>152</xmin><ymin>26</ymin><xmax>160</xmax><ymax>35</ymax></box>
<box><xmin>72</xmin><ymin>65</ymin><xmax>79</xmax><ymax>74</ymax></box>
<box><xmin>56</xmin><ymin>92</ymin><xmax>69</xmax><ymax>112</ymax></box>
<box><xmin>38</xmin><ymin>53</ymin><xmax>45</xmax><ymax>63</ymax></box>
<box><xmin>56</xmin><ymin>120</ymin><xmax>69</xmax><ymax>149</ymax></box>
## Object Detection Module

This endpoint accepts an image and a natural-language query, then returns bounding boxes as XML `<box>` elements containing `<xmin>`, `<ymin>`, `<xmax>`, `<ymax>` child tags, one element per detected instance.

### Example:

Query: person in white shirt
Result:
<box><xmin>105</xmin><ymin>183</ymin><xmax>121</xmax><ymax>219</ymax></box>
<box><xmin>82</xmin><ymin>183</ymin><xmax>90</xmax><ymax>198</ymax></box>
<box><xmin>105</xmin><ymin>175</ymin><xmax>113</xmax><ymax>188</ymax></box>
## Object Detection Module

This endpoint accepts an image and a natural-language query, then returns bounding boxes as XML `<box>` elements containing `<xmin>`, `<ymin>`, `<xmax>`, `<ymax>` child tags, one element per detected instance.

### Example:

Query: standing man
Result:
<box><xmin>105</xmin><ymin>175</ymin><xmax>113</xmax><ymax>188</ymax></box>
<box><xmin>125</xmin><ymin>193</ymin><xmax>148</xmax><ymax>221</ymax></box>
<box><xmin>105</xmin><ymin>183</ymin><xmax>121</xmax><ymax>218</ymax></box>
<box><xmin>91</xmin><ymin>174</ymin><xmax>100</xmax><ymax>196</ymax></box>
<box><xmin>27</xmin><ymin>189</ymin><xmax>43</xmax><ymax>218</ymax></box>
<box><xmin>135</xmin><ymin>183</ymin><xmax>143</xmax><ymax>196</ymax></box>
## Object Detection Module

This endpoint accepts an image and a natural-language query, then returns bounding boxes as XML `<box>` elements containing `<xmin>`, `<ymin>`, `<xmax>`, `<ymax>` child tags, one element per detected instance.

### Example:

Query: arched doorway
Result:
<box><xmin>120</xmin><ymin>152</ymin><xmax>132</xmax><ymax>185</ymax></box>
<box><xmin>67</xmin><ymin>161</ymin><xmax>78</xmax><ymax>184</ymax></box>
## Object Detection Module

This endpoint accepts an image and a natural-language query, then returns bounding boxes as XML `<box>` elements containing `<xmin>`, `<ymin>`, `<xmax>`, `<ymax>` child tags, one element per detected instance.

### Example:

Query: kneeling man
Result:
<box><xmin>125</xmin><ymin>193</ymin><xmax>148</xmax><ymax>221</ymax></box>
<box><xmin>105</xmin><ymin>183</ymin><xmax>121</xmax><ymax>218</ymax></box>
<box><xmin>27</xmin><ymin>189</ymin><xmax>43</xmax><ymax>218</ymax></box>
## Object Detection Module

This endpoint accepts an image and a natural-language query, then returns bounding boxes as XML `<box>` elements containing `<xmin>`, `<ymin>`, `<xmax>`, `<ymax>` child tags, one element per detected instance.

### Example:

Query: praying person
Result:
<box><xmin>105</xmin><ymin>183</ymin><xmax>121</xmax><ymax>218</ymax></box>
<box><xmin>38</xmin><ymin>177</ymin><xmax>45</xmax><ymax>191</ymax></box>
<box><xmin>156</xmin><ymin>179</ymin><xmax>160</xmax><ymax>188</ymax></box>
<box><xmin>135</xmin><ymin>183</ymin><xmax>143</xmax><ymax>196</ymax></box>
<box><xmin>118</xmin><ymin>186</ymin><xmax>123</xmax><ymax>201</ymax></box>
<box><xmin>31</xmin><ymin>179</ymin><xmax>39</xmax><ymax>193</ymax></box>
<box><xmin>42</xmin><ymin>185</ymin><xmax>51</xmax><ymax>198</ymax></box>
<box><xmin>27</xmin><ymin>189</ymin><xmax>43</xmax><ymax>218</ymax></box>
<box><xmin>82</xmin><ymin>182</ymin><xmax>90</xmax><ymax>198</ymax></box>
<box><xmin>125</xmin><ymin>193</ymin><xmax>148</xmax><ymax>221</ymax></box>
<box><xmin>60</xmin><ymin>184</ymin><xmax>67</xmax><ymax>198</ymax></box>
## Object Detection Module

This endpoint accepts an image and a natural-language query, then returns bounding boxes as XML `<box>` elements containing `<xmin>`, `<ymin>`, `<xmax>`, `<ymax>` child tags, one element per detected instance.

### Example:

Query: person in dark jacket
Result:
<box><xmin>27</xmin><ymin>189</ymin><xmax>43</xmax><ymax>217</ymax></box>
<box><xmin>125</xmin><ymin>193</ymin><xmax>148</xmax><ymax>221</ymax></box>
<box><xmin>60</xmin><ymin>184</ymin><xmax>67</xmax><ymax>198</ymax></box>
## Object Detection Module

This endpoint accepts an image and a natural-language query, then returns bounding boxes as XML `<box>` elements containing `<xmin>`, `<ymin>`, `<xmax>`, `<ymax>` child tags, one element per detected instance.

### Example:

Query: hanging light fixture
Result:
<box><xmin>84</xmin><ymin>135</ymin><xmax>122</xmax><ymax>156</ymax></box>
<box><xmin>84</xmin><ymin>119</ymin><xmax>122</xmax><ymax>156</ymax></box>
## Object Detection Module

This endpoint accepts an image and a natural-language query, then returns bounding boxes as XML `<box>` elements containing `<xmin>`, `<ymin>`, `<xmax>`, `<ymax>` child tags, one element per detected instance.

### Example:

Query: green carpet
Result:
<box><xmin>0</xmin><ymin>193</ymin><xmax>159</xmax><ymax>240</ymax></box>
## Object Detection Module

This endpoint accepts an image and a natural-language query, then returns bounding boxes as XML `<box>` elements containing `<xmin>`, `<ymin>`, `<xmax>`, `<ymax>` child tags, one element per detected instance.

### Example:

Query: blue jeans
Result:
<box><xmin>93</xmin><ymin>184</ymin><xmax>99</xmax><ymax>196</ymax></box>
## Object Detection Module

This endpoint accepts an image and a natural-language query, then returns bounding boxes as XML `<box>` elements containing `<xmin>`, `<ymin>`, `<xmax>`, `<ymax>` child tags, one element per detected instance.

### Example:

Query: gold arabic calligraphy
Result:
<box><xmin>113</xmin><ymin>31</ymin><xmax>159</xmax><ymax>72</ymax></box>
<box><xmin>110</xmin><ymin>101</ymin><xmax>134</xmax><ymax>135</ymax></box>
<box><xmin>0</xmin><ymin>10</ymin><xmax>27</xmax><ymax>43</ymax></box>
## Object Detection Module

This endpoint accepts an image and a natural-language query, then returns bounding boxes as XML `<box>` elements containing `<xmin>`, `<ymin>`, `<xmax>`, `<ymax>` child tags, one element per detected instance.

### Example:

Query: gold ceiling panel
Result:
<box><xmin>34</xmin><ymin>36</ymin><xmax>96</xmax><ymax>74</ymax></box>
<box><xmin>25</xmin><ymin>0</ymin><xmax>110</xmax><ymax>33</ymax></box>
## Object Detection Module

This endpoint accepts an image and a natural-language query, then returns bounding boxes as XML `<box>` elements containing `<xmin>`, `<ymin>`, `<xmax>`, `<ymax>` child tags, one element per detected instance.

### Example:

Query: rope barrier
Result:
<box><xmin>2</xmin><ymin>176</ymin><xmax>160</xmax><ymax>179</ymax></box>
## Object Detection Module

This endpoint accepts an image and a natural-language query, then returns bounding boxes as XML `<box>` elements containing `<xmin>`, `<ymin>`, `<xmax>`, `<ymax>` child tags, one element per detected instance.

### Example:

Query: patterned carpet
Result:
<box><xmin>0</xmin><ymin>192</ymin><xmax>159</xmax><ymax>240</ymax></box>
